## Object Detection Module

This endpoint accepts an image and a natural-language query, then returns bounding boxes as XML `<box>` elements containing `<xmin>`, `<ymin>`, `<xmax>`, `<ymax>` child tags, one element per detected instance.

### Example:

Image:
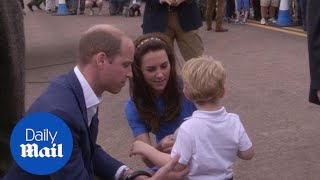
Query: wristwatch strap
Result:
<box><xmin>125</xmin><ymin>170</ymin><xmax>152</xmax><ymax>180</ymax></box>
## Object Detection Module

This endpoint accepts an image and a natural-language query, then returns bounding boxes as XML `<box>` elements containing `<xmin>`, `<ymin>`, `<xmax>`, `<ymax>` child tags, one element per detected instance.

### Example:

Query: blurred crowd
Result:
<box><xmin>199</xmin><ymin>0</ymin><xmax>306</xmax><ymax>30</ymax></box>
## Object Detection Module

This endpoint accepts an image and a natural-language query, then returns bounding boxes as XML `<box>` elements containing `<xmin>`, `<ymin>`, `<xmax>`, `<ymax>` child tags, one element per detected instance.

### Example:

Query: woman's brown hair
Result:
<box><xmin>130</xmin><ymin>33</ymin><xmax>182</xmax><ymax>133</ymax></box>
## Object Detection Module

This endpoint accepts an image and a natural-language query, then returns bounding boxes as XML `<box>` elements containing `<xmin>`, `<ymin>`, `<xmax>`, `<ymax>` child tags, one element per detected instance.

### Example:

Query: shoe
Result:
<box><xmin>234</xmin><ymin>19</ymin><xmax>241</xmax><ymax>24</ymax></box>
<box><xmin>79</xmin><ymin>11</ymin><xmax>84</xmax><ymax>15</ymax></box>
<box><xmin>68</xmin><ymin>10</ymin><xmax>77</xmax><ymax>15</ymax></box>
<box><xmin>260</xmin><ymin>18</ymin><xmax>266</xmax><ymax>25</ymax></box>
<box><xmin>27</xmin><ymin>3</ymin><xmax>34</xmax><ymax>12</ymax></box>
<box><xmin>98</xmin><ymin>10</ymin><xmax>102</xmax><ymax>15</ymax></box>
<box><xmin>215</xmin><ymin>22</ymin><xmax>228</xmax><ymax>32</ymax></box>
<box><xmin>207</xmin><ymin>27</ymin><xmax>212</xmax><ymax>31</ymax></box>
<box><xmin>242</xmin><ymin>19</ymin><xmax>247</xmax><ymax>24</ymax></box>
<box><xmin>89</xmin><ymin>9</ymin><xmax>94</xmax><ymax>15</ymax></box>
<box><xmin>52</xmin><ymin>7</ymin><xmax>58</xmax><ymax>13</ymax></box>
<box><xmin>46</xmin><ymin>9</ymin><xmax>52</xmax><ymax>14</ymax></box>
<box><xmin>215</xmin><ymin>26</ymin><xmax>228</xmax><ymax>32</ymax></box>
<box><xmin>268</xmin><ymin>17</ymin><xmax>277</xmax><ymax>23</ymax></box>
<box><xmin>227</xmin><ymin>17</ymin><xmax>231</xmax><ymax>23</ymax></box>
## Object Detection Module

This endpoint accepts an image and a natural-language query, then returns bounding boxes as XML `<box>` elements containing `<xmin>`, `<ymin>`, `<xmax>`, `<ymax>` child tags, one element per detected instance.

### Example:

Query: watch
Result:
<box><xmin>125</xmin><ymin>170</ymin><xmax>152</xmax><ymax>180</ymax></box>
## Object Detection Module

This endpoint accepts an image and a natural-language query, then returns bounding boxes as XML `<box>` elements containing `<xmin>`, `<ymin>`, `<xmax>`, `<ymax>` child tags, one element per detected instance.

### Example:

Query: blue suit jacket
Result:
<box><xmin>4</xmin><ymin>70</ymin><xmax>123</xmax><ymax>180</ymax></box>
<box><xmin>142</xmin><ymin>0</ymin><xmax>202</xmax><ymax>34</ymax></box>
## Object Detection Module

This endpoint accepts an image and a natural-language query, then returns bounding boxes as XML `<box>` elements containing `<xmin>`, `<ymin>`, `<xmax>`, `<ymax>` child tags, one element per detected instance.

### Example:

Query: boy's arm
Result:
<box><xmin>237</xmin><ymin>122</ymin><xmax>255</xmax><ymax>160</ymax></box>
<box><xmin>130</xmin><ymin>141</ymin><xmax>171</xmax><ymax>167</ymax></box>
<box><xmin>237</xmin><ymin>146</ymin><xmax>255</xmax><ymax>160</ymax></box>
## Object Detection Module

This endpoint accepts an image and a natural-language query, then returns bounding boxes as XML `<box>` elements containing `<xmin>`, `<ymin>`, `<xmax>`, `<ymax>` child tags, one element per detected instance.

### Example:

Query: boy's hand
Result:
<box><xmin>151</xmin><ymin>154</ymin><xmax>189</xmax><ymax>180</ymax></box>
<box><xmin>157</xmin><ymin>134</ymin><xmax>175</xmax><ymax>153</ymax></box>
<box><xmin>130</xmin><ymin>141</ymin><xmax>148</xmax><ymax>157</ymax></box>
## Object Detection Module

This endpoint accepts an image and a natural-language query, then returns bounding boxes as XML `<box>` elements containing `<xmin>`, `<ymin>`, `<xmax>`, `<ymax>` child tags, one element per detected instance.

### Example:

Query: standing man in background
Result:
<box><xmin>307</xmin><ymin>0</ymin><xmax>320</xmax><ymax>105</ymax></box>
<box><xmin>142</xmin><ymin>0</ymin><xmax>204</xmax><ymax>61</ymax></box>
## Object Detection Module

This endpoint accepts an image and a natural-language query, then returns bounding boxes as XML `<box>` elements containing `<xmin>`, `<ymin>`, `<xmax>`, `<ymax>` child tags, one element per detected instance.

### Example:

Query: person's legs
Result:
<box><xmin>231</xmin><ymin>0</ymin><xmax>235</xmax><ymax>17</ymax></box>
<box><xmin>136</xmin><ymin>5</ymin><xmax>141</xmax><ymax>16</ymax></box>
<box><xmin>68</xmin><ymin>0</ymin><xmax>78</xmax><ymax>14</ymax></box>
<box><xmin>27</xmin><ymin>0</ymin><xmax>38</xmax><ymax>11</ymax></box>
<box><xmin>269</xmin><ymin>6</ymin><xmax>276</xmax><ymax>18</ymax></box>
<box><xmin>34</xmin><ymin>0</ymin><xmax>43</xmax><ymax>9</ymax></box>
<box><xmin>171</xmin><ymin>12</ymin><xmax>204</xmax><ymax>61</ymax></box>
<box><xmin>117</xmin><ymin>0</ymin><xmax>125</xmax><ymax>14</ymax></box>
<box><xmin>81</xmin><ymin>0</ymin><xmax>86</xmax><ymax>14</ymax></box>
<box><xmin>299</xmin><ymin>0</ymin><xmax>307</xmax><ymax>30</ymax></box>
<box><xmin>45</xmin><ymin>0</ymin><xmax>50</xmax><ymax>11</ymax></box>
<box><xmin>176</xmin><ymin>30</ymin><xmax>204</xmax><ymax>61</ymax></box>
<box><xmin>96</xmin><ymin>0</ymin><xmax>103</xmax><ymax>15</ymax></box>
<box><xmin>249</xmin><ymin>0</ymin><xmax>254</xmax><ymax>18</ymax></box>
<box><xmin>269</xmin><ymin>0</ymin><xmax>279</xmax><ymax>22</ymax></box>
<box><xmin>79</xmin><ymin>0</ymin><xmax>86</xmax><ymax>14</ymax></box>
<box><xmin>165</xmin><ymin>12</ymin><xmax>177</xmax><ymax>49</ymax></box>
<box><xmin>85</xmin><ymin>0</ymin><xmax>94</xmax><ymax>15</ymax></box>
<box><xmin>225</xmin><ymin>0</ymin><xmax>232</xmax><ymax>19</ymax></box>
<box><xmin>260</xmin><ymin>0</ymin><xmax>270</xmax><ymax>24</ymax></box>
<box><xmin>205</xmin><ymin>0</ymin><xmax>215</xmax><ymax>30</ymax></box>
<box><xmin>253</xmin><ymin>0</ymin><xmax>261</xmax><ymax>20</ymax></box>
<box><xmin>242</xmin><ymin>0</ymin><xmax>250</xmax><ymax>22</ymax></box>
<box><xmin>235</xmin><ymin>0</ymin><xmax>242</xmax><ymax>23</ymax></box>
<box><xmin>215</xmin><ymin>0</ymin><xmax>228</xmax><ymax>32</ymax></box>
<box><xmin>296</xmin><ymin>0</ymin><xmax>302</xmax><ymax>23</ymax></box>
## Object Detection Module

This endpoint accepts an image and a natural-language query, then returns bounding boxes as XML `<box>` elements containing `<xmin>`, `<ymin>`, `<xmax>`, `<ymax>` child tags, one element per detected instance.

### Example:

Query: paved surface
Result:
<box><xmin>23</xmin><ymin>3</ymin><xmax>320</xmax><ymax>179</ymax></box>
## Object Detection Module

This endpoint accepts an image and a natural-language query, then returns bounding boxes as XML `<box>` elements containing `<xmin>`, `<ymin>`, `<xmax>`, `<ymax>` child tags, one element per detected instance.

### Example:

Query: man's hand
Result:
<box><xmin>151</xmin><ymin>154</ymin><xmax>189</xmax><ymax>180</ymax></box>
<box><xmin>157</xmin><ymin>134</ymin><xmax>175</xmax><ymax>153</ymax></box>
<box><xmin>317</xmin><ymin>89</ymin><xmax>320</xmax><ymax>101</ymax></box>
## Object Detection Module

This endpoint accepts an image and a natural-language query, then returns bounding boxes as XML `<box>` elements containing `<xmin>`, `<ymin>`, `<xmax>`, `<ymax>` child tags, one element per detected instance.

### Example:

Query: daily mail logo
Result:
<box><xmin>21</xmin><ymin>128</ymin><xmax>63</xmax><ymax>158</ymax></box>
<box><xmin>10</xmin><ymin>113</ymin><xmax>73</xmax><ymax>175</ymax></box>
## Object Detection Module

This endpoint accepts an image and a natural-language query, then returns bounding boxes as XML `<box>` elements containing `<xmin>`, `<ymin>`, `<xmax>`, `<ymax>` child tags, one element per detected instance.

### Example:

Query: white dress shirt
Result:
<box><xmin>74</xmin><ymin>66</ymin><xmax>128</xmax><ymax>180</ymax></box>
<box><xmin>74</xmin><ymin>66</ymin><xmax>101</xmax><ymax>126</ymax></box>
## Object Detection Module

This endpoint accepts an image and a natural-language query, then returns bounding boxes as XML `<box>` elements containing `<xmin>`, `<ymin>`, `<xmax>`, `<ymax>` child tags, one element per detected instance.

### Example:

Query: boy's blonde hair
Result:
<box><xmin>181</xmin><ymin>56</ymin><xmax>226</xmax><ymax>104</ymax></box>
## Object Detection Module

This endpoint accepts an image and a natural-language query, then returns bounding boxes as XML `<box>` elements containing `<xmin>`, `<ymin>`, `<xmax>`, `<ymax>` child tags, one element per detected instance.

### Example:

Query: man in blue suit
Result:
<box><xmin>142</xmin><ymin>0</ymin><xmax>204</xmax><ymax>61</ymax></box>
<box><xmin>4</xmin><ymin>24</ymin><xmax>188</xmax><ymax>180</ymax></box>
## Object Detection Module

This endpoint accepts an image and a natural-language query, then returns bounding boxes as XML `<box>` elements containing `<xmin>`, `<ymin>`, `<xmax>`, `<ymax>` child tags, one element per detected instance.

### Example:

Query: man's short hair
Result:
<box><xmin>181</xmin><ymin>56</ymin><xmax>226</xmax><ymax>104</ymax></box>
<box><xmin>78</xmin><ymin>25</ymin><xmax>124</xmax><ymax>64</ymax></box>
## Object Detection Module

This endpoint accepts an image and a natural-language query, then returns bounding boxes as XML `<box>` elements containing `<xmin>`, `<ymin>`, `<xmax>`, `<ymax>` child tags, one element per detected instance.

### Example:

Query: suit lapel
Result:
<box><xmin>66</xmin><ymin>70</ymin><xmax>96</xmax><ymax>153</ymax></box>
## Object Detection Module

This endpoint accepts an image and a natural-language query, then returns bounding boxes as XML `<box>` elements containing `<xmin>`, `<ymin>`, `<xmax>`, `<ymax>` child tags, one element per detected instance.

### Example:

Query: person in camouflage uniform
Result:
<box><xmin>206</xmin><ymin>0</ymin><xmax>228</xmax><ymax>32</ymax></box>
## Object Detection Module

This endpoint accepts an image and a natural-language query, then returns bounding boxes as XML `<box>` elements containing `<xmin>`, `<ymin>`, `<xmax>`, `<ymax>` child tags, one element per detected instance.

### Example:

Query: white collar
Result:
<box><xmin>74</xmin><ymin>66</ymin><xmax>101</xmax><ymax>109</ymax></box>
<box><xmin>192</xmin><ymin>106</ymin><xmax>227</xmax><ymax>119</ymax></box>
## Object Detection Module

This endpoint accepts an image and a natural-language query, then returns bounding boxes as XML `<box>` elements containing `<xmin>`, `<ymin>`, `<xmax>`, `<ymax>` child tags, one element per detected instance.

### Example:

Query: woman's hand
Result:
<box><xmin>157</xmin><ymin>134</ymin><xmax>176</xmax><ymax>153</ymax></box>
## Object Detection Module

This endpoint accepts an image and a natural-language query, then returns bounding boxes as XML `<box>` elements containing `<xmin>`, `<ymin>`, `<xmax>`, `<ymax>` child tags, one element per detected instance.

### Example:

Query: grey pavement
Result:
<box><xmin>23</xmin><ymin>4</ymin><xmax>320</xmax><ymax>179</ymax></box>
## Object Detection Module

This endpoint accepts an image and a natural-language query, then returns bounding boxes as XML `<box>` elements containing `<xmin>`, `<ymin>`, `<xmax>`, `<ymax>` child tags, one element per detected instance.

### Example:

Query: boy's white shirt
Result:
<box><xmin>170</xmin><ymin>106</ymin><xmax>252</xmax><ymax>180</ymax></box>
